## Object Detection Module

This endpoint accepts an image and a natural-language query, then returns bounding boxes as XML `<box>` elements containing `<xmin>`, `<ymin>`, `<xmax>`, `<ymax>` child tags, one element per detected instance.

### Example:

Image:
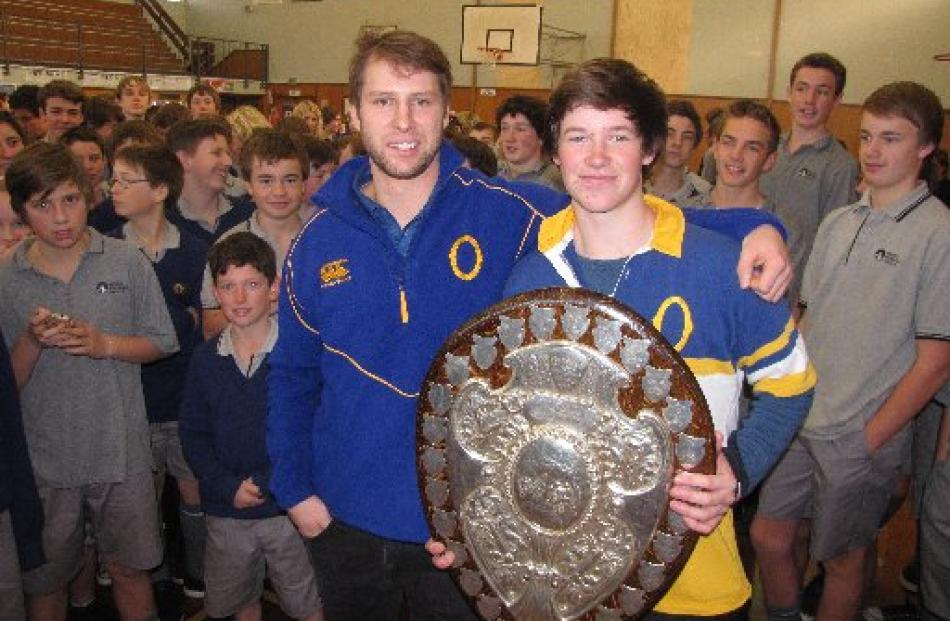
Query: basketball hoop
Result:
<box><xmin>477</xmin><ymin>46</ymin><xmax>508</xmax><ymax>68</ymax></box>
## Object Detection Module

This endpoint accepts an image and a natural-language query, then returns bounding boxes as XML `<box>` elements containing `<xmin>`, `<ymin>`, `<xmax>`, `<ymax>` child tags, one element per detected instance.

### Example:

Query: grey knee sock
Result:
<box><xmin>767</xmin><ymin>605</ymin><xmax>802</xmax><ymax>621</ymax></box>
<box><xmin>178</xmin><ymin>503</ymin><xmax>206</xmax><ymax>580</ymax></box>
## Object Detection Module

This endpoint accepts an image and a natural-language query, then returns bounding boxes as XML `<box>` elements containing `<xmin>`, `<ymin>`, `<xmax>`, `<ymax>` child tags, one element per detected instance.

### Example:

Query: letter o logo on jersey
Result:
<box><xmin>652</xmin><ymin>296</ymin><xmax>693</xmax><ymax>352</ymax></box>
<box><xmin>449</xmin><ymin>235</ymin><xmax>483</xmax><ymax>281</ymax></box>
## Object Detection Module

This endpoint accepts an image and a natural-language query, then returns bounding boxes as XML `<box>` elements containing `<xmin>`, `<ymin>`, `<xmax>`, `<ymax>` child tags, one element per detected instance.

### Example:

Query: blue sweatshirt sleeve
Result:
<box><xmin>266</xmin><ymin>269</ymin><xmax>324</xmax><ymax>510</ymax></box>
<box><xmin>724</xmin><ymin>279</ymin><xmax>815</xmax><ymax>495</ymax></box>
<box><xmin>683</xmin><ymin>207</ymin><xmax>787</xmax><ymax>242</ymax></box>
<box><xmin>724</xmin><ymin>390</ymin><xmax>813</xmax><ymax>494</ymax></box>
<box><xmin>178</xmin><ymin>351</ymin><xmax>243</xmax><ymax>509</ymax></box>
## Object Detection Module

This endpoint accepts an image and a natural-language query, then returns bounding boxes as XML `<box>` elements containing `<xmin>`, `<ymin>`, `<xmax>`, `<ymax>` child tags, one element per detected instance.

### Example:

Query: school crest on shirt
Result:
<box><xmin>95</xmin><ymin>281</ymin><xmax>129</xmax><ymax>294</ymax></box>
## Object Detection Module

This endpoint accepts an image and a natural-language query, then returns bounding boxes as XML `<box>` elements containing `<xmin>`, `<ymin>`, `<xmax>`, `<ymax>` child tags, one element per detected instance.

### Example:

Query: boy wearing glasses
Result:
<box><xmin>200</xmin><ymin>129</ymin><xmax>309</xmax><ymax>338</ymax></box>
<box><xmin>109</xmin><ymin>144</ymin><xmax>210</xmax><ymax>598</ymax></box>
<box><xmin>0</xmin><ymin>142</ymin><xmax>177</xmax><ymax>621</ymax></box>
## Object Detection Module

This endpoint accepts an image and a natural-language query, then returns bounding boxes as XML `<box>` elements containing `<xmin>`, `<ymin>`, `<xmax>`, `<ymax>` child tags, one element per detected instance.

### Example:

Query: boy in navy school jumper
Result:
<box><xmin>108</xmin><ymin>144</ymin><xmax>210</xmax><ymax>596</ymax></box>
<box><xmin>201</xmin><ymin>129</ymin><xmax>309</xmax><ymax>338</ymax></box>
<box><xmin>268</xmin><ymin>30</ymin><xmax>797</xmax><ymax>621</ymax></box>
<box><xmin>1</xmin><ymin>142</ymin><xmax>177</xmax><ymax>621</ymax></box>
<box><xmin>179</xmin><ymin>232</ymin><xmax>323</xmax><ymax>621</ymax></box>
<box><xmin>165</xmin><ymin>118</ymin><xmax>254</xmax><ymax>245</ymax></box>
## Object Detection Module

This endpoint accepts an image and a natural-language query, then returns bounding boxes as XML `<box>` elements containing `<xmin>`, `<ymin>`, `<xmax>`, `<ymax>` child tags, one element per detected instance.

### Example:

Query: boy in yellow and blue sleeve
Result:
<box><xmin>503</xmin><ymin>58</ymin><xmax>815</xmax><ymax>619</ymax></box>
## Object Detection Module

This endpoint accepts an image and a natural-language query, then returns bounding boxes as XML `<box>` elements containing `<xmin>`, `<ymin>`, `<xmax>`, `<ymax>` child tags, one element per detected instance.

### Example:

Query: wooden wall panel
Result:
<box><xmin>612</xmin><ymin>0</ymin><xmax>693</xmax><ymax>94</ymax></box>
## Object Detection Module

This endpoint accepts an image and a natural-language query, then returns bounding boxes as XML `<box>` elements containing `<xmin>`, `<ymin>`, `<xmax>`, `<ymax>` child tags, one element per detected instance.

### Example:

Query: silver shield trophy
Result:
<box><xmin>418</xmin><ymin>288</ymin><xmax>715</xmax><ymax>621</ymax></box>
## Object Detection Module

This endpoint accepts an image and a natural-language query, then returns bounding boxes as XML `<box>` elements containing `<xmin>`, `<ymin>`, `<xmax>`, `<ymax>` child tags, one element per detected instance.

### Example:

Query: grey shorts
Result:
<box><xmin>150</xmin><ymin>421</ymin><xmax>195</xmax><ymax>483</ymax></box>
<box><xmin>0</xmin><ymin>511</ymin><xmax>25</xmax><ymax>621</ymax></box>
<box><xmin>205</xmin><ymin>515</ymin><xmax>321</xmax><ymax>619</ymax></box>
<box><xmin>21</xmin><ymin>470</ymin><xmax>162</xmax><ymax>595</ymax></box>
<box><xmin>757</xmin><ymin>428</ymin><xmax>906</xmax><ymax>561</ymax></box>
<box><xmin>921</xmin><ymin>458</ymin><xmax>950</xmax><ymax>620</ymax></box>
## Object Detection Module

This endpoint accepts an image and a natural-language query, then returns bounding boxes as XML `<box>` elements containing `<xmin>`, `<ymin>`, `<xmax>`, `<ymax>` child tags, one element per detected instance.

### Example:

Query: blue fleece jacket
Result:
<box><xmin>267</xmin><ymin>142</ymin><xmax>790</xmax><ymax>544</ymax></box>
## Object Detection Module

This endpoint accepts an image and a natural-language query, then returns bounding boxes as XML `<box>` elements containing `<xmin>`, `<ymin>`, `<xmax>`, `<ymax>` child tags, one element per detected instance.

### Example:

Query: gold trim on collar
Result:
<box><xmin>537</xmin><ymin>196</ymin><xmax>684</xmax><ymax>258</ymax></box>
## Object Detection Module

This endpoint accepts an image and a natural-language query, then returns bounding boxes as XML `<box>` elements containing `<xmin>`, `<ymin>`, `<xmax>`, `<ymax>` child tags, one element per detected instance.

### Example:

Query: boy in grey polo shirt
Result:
<box><xmin>760</xmin><ymin>52</ymin><xmax>858</xmax><ymax>314</ymax></box>
<box><xmin>645</xmin><ymin>100</ymin><xmax>711</xmax><ymax>208</ymax></box>
<box><xmin>752</xmin><ymin>82</ymin><xmax>950</xmax><ymax>621</ymax></box>
<box><xmin>0</xmin><ymin>143</ymin><xmax>178</xmax><ymax>621</ymax></box>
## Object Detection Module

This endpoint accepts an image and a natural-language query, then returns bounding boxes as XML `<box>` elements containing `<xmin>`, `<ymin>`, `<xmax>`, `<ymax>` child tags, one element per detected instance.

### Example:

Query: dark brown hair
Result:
<box><xmin>5</xmin><ymin>142</ymin><xmax>91</xmax><ymax>220</ymax></box>
<box><xmin>38</xmin><ymin>80</ymin><xmax>84</xmax><ymax>110</ymax></box>
<box><xmin>717</xmin><ymin>99</ymin><xmax>781</xmax><ymax>153</ymax></box>
<box><xmin>186</xmin><ymin>84</ymin><xmax>222</xmax><ymax>113</ymax></box>
<box><xmin>113</xmin><ymin>145</ymin><xmax>184</xmax><ymax>211</ymax></box>
<box><xmin>790</xmin><ymin>52</ymin><xmax>847</xmax><ymax>96</ymax></box>
<box><xmin>237</xmin><ymin>129</ymin><xmax>309</xmax><ymax>181</ymax></box>
<box><xmin>166</xmin><ymin>118</ymin><xmax>232</xmax><ymax>156</ymax></box>
<box><xmin>864</xmin><ymin>81</ymin><xmax>943</xmax><ymax>182</ymax></box>
<box><xmin>667</xmin><ymin>100</ymin><xmax>702</xmax><ymax>146</ymax></box>
<box><xmin>208</xmin><ymin>231</ymin><xmax>277</xmax><ymax>285</ymax></box>
<box><xmin>546</xmin><ymin>58</ymin><xmax>667</xmax><ymax>159</ymax></box>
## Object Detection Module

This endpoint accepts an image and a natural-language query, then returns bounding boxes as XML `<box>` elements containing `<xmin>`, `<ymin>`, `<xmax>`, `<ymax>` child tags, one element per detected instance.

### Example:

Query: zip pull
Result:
<box><xmin>399</xmin><ymin>287</ymin><xmax>410</xmax><ymax>324</ymax></box>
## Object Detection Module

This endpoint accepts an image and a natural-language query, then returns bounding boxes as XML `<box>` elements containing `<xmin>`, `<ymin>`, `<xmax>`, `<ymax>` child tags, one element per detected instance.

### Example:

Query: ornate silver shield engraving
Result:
<box><xmin>418</xmin><ymin>288</ymin><xmax>714</xmax><ymax>621</ymax></box>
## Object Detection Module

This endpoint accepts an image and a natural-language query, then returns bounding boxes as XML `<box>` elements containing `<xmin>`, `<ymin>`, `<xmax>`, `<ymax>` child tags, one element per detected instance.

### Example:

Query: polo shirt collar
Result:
<box><xmin>779</xmin><ymin>132</ymin><xmax>835</xmax><ymax>155</ymax></box>
<box><xmin>121</xmin><ymin>220</ymin><xmax>181</xmax><ymax>262</ymax></box>
<box><xmin>855</xmin><ymin>181</ymin><xmax>931</xmax><ymax>221</ymax></box>
<box><xmin>177</xmin><ymin>194</ymin><xmax>233</xmax><ymax>232</ymax></box>
<box><xmin>217</xmin><ymin>317</ymin><xmax>278</xmax><ymax>377</ymax></box>
<box><xmin>13</xmin><ymin>227</ymin><xmax>105</xmax><ymax>272</ymax></box>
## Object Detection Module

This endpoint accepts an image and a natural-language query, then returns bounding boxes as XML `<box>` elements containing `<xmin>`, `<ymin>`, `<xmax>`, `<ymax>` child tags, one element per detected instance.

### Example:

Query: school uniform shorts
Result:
<box><xmin>204</xmin><ymin>514</ymin><xmax>321</xmax><ymax>619</ymax></box>
<box><xmin>757</xmin><ymin>427</ymin><xmax>906</xmax><ymax>561</ymax></box>
<box><xmin>21</xmin><ymin>470</ymin><xmax>162</xmax><ymax>594</ymax></box>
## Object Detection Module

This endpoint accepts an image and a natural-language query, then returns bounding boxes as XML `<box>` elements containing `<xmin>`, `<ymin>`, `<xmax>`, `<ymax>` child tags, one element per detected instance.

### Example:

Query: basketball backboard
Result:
<box><xmin>461</xmin><ymin>4</ymin><xmax>542</xmax><ymax>66</ymax></box>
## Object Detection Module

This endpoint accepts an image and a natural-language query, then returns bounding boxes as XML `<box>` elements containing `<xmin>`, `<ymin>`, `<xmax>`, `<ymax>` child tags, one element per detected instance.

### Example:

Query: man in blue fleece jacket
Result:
<box><xmin>267</xmin><ymin>30</ymin><xmax>795</xmax><ymax>621</ymax></box>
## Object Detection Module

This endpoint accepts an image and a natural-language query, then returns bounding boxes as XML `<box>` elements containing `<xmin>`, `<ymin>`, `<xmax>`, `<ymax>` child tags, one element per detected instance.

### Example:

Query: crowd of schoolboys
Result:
<box><xmin>0</xmin><ymin>36</ymin><xmax>946</xmax><ymax>621</ymax></box>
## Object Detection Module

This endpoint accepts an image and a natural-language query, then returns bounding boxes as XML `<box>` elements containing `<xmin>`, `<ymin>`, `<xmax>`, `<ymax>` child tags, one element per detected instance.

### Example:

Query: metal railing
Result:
<box><xmin>191</xmin><ymin>36</ymin><xmax>269</xmax><ymax>86</ymax></box>
<box><xmin>135</xmin><ymin>0</ymin><xmax>188</xmax><ymax>59</ymax></box>
<box><xmin>135</xmin><ymin>0</ymin><xmax>269</xmax><ymax>86</ymax></box>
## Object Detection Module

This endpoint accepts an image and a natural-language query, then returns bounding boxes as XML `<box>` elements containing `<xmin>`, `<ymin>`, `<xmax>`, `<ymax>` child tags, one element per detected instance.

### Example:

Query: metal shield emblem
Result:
<box><xmin>418</xmin><ymin>288</ymin><xmax>715</xmax><ymax>621</ymax></box>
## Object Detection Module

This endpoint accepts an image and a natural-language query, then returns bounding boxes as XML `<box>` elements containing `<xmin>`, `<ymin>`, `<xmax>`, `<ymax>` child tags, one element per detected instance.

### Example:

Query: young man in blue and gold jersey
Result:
<box><xmin>502</xmin><ymin>58</ymin><xmax>815</xmax><ymax>620</ymax></box>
